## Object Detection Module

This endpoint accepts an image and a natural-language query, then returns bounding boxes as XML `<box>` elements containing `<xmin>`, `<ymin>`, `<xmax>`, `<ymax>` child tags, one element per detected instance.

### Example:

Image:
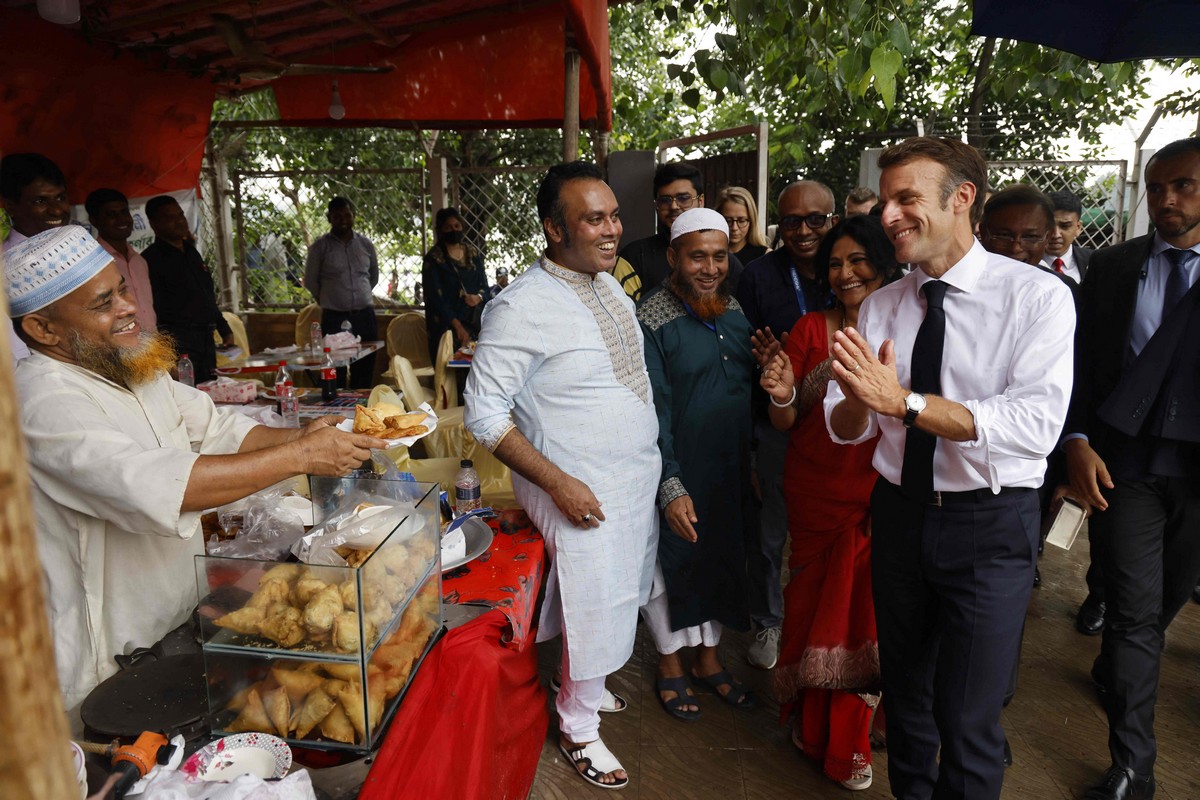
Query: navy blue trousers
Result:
<box><xmin>871</xmin><ymin>478</ymin><xmax>1038</xmax><ymax>800</ymax></box>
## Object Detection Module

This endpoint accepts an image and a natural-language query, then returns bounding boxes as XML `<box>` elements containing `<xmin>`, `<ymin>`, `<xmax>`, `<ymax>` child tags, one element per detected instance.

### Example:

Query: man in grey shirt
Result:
<box><xmin>304</xmin><ymin>196</ymin><xmax>379</xmax><ymax>387</ymax></box>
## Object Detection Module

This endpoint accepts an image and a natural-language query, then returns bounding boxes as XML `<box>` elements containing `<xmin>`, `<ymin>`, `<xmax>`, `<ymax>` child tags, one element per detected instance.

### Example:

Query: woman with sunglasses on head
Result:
<box><xmin>716</xmin><ymin>186</ymin><xmax>770</xmax><ymax>265</ymax></box>
<box><xmin>757</xmin><ymin>214</ymin><xmax>902</xmax><ymax>791</ymax></box>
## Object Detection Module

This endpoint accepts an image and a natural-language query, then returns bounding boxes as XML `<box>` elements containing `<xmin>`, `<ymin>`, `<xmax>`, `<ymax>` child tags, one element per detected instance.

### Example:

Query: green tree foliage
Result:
<box><xmin>209</xmin><ymin>94</ymin><xmax>561</xmax><ymax>307</ymax></box>
<box><xmin>614</xmin><ymin>0</ymin><xmax>1154</xmax><ymax>197</ymax></box>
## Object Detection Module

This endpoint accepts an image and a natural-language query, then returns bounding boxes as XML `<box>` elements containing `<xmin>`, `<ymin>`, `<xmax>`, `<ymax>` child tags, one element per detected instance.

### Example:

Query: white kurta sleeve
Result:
<box><xmin>170</xmin><ymin>380</ymin><xmax>261</xmax><ymax>454</ymax></box>
<box><xmin>464</xmin><ymin>297</ymin><xmax>547</xmax><ymax>451</ymax></box>
<box><xmin>23</xmin><ymin>384</ymin><xmax>248</xmax><ymax>539</ymax></box>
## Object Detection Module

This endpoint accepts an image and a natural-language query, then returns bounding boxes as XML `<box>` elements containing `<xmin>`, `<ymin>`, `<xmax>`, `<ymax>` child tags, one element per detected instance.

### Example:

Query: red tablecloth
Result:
<box><xmin>360</xmin><ymin>516</ymin><xmax>547</xmax><ymax>800</ymax></box>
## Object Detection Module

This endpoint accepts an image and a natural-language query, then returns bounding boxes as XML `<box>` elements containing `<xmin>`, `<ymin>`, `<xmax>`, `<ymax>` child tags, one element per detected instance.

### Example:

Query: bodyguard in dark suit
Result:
<box><xmin>1044</xmin><ymin>190</ymin><xmax>1094</xmax><ymax>284</ymax></box>
<box><xmin>1061</xmin><ymin>137</ymin><xmax>1200</xmax><ymax>800</ymax></box>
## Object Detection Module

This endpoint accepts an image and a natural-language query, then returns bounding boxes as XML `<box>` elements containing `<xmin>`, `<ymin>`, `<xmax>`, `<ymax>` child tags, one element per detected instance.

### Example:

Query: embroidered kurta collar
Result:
<box><xmin>538</xmin><ymin>256</ymin><xmax>648</xmax><ymax>404</ymax></box>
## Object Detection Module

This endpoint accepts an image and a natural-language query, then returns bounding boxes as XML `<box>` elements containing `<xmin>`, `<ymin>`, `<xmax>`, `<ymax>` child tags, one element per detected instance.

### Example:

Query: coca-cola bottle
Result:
<box><xmin>320</xmin><ymin>347</ymin><xmax>338</xmax><ymax>401</ymax></box>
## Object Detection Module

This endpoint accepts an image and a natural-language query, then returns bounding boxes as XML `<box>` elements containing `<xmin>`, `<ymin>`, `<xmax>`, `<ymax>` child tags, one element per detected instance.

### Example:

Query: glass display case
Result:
<box><xmin>195</xmin><ymin>481</ymin><xmax>442</xmax><ymax>750</ymax></box>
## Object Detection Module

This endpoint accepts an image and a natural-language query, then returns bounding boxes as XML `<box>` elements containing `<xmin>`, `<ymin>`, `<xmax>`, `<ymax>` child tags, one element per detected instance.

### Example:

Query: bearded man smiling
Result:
<box><xmin>7</xmin><ymin>226</ymin><xmax>387</xmax><ymax>716</ymax></box>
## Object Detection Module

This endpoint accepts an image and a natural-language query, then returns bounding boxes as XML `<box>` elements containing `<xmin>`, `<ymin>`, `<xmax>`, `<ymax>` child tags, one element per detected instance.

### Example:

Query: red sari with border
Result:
<box><xmin>773</xmin><ymin>311</ymin><xmax>880</xmax><ymax>783</ymax></box>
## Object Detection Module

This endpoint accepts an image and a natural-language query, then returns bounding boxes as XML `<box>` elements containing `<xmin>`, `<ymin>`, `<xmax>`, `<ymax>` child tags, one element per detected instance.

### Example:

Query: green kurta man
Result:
<box><xmin>637</xmin><ymin>207</ymin><xmax>758</xmax><ymax>721</ymax></box>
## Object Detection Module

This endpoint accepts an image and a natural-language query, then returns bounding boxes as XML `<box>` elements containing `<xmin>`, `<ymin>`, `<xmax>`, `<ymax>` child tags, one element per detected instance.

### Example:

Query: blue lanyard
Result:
<box><xmin>788</xmin><ymin>266</ymin><xmax>808</xmax><ymax>316</ymax></box>
<box><xmin>682</xmin><ymin>300</ymin><xmax>717</xmax><ymax>332</ymax></box>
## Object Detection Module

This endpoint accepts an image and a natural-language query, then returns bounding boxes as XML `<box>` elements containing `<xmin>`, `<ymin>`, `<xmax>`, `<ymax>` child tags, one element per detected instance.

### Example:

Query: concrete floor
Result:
<box><xmin>527</xmin><ymin>532</ymin><xmax>1200</xmax><ymax>799</ymax></box>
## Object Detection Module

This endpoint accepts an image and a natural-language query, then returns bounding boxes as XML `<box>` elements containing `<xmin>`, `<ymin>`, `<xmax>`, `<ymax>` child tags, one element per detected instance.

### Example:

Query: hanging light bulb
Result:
<box><xmin>328</xmin><ymin>80</ymin><xmax>346</xmax><ymax>120</ymax></box>
<box><xmin>37</xmin><ymin>0</ymin><xmax>80</xmax><ymax>24</ymax></box>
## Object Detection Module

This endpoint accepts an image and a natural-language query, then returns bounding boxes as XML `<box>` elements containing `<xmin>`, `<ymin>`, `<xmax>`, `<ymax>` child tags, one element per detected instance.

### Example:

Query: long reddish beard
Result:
<box><xmin>68</xmin><ymin>330</ymin><xmax>178</xmax><ymax>388</ymax></box>
<box><xmin>667</xmin><ymin>270</ymin><xmax>731</xmax><ymax>322</ymax></box>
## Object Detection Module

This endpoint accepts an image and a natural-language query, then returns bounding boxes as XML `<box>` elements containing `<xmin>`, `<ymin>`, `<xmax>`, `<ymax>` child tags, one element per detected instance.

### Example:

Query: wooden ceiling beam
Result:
<box><xmin>90</xmin><ymin>0</ymin><xmax>236</xmax><ymax>34</ymax></box>
<box><xmin>321</xmin><ymin>0</ymin><xmax>400</xmax><ymax>48</ymax></box>
<box><xmin>274</xmin><ymin>0</ymin><xmax>551</xmax><ymax>63</ymax></box>
<box><xmin>141</xmin><ymin>1</ymin><xmax>335</xmax><ymax>52</ymax></box>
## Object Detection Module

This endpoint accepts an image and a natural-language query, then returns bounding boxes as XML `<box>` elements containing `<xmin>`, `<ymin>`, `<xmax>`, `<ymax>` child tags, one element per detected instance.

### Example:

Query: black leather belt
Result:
<box><xmin>926</xmin><ymin>486</ymin><xmax>1030</xmax><ymax>507</ymax></box>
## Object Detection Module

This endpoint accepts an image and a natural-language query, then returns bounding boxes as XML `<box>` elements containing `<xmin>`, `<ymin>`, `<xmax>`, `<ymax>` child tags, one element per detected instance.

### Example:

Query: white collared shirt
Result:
<box><xmin>1041</xmin><ymin>247</ymin><xmax>1081</xmax><ymax>283</ymax></box>
<box><xmin>825</xmin><ymin>240</ymin><xmax>1076</xmax><ymax>492</ymax></box>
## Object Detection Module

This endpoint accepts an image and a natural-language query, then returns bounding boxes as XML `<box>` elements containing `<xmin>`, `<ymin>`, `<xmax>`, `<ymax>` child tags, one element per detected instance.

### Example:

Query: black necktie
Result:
<box><xmin>901</xmin><ymin>280</ymin><xmax>948</xmax><ymax>499</ymax></box>
<box><xmin>1162</xmin><ymin>248</ymin><xmax>1194</xmax><ymax>321</ymax></box>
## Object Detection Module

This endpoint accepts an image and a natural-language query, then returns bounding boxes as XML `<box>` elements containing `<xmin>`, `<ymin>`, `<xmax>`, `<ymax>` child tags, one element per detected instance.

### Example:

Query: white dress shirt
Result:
<box><xmin>825</xmin><ymin>240</ymin><xmax>1076</xmax><ymax>492</ymax></box>
<box><xmin>1041</xmin><ymin>247</ymin><xmax>1081</xmax><ymax>284</ymax></box>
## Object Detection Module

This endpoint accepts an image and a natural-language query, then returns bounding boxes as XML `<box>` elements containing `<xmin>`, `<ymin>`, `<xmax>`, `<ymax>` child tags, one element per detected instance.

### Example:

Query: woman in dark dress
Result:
<box><xmin>421</xmin><ymin>207</ymin><xmax>490</xmax><ymax>364</ymax></box>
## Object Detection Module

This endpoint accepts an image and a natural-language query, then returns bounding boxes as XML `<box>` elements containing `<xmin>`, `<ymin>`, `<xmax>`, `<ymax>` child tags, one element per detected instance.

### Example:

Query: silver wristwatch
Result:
<box><xmin>903</xmin><ymin>392</ymin><xmax>927</xmax><ymax>428</ymax></box>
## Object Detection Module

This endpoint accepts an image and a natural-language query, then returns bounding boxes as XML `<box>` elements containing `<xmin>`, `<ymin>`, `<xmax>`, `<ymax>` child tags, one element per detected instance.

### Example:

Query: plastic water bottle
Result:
<box><xmin>454</xmin><ymin>459</ymin><xmax>482</xmax><ymax>515</ymax></box>
<box><xmin>279</xmin><ymin>394</ymin><xmax>300</xmax><ymax>428</ymax></box>
<box><xmin>273</xmin><ymin>360</ymin><xmax>293</xmax><ymax>409</ymax></box>
<box><xmin>320</xmin><ymin>347</ymin><xmax>338</xmax><ymax>402</ymax></box>
<box><xmin>177</xmin><ymin>354</ymin><xmax>195</xmax><ymax>387</ymax></box>
<box><xmin>309</xmin><ymin>321</ymin><xmax>323</xmax><ymax>356</ymax></box>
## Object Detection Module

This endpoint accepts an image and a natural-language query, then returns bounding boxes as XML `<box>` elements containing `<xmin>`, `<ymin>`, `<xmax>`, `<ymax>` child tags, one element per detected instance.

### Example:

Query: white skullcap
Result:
<box><xmin>6</xmin><ymin>226</ymin><xmax>113</xmax><ymax>317</ymax></box>
<box><xmin>670</xmin><ymin>207</ymin><xmax>730</xmax><ymax>244</ymax></box>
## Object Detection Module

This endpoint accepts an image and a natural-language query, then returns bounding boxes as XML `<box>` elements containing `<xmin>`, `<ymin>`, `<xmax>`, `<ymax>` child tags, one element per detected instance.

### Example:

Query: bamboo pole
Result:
<box><xmin>0</xmin><ymin>246</ymin><xmax>76</xmax><ymax>796</ymax></box>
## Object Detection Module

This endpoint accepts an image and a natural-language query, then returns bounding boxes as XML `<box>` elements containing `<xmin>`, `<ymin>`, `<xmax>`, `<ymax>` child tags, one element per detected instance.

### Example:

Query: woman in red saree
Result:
<box><xmin>758</xmin><ymin>215</ymin><xmax>901</xmax><ymax>790</ymax></box>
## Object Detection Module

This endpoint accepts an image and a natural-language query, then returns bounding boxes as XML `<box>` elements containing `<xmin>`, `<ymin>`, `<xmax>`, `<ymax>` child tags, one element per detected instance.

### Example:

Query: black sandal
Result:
<box><xmin>691</xmin><ymin>669</ymin><xmax>755</xmax><ymax>710</ymax></box>
<box><xmin>655</xmin><ymin>675</ymin><xmax>701</xmax><ymax>721</ymax></box>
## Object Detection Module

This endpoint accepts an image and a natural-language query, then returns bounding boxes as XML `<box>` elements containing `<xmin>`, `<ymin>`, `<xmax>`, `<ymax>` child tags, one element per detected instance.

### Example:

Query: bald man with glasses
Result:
<box><xmin>735</xmin><ymin>179</ymin><xmax>839</xmax><ymax>669</ymax></box>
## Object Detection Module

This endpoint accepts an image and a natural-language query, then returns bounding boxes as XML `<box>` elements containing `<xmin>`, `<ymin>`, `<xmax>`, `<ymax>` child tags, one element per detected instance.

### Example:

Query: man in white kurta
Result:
<box><xmin>7</xmin><ymin>226</ymin><xmax>386</xmax><ymax>713</ymax></box>
<box><xmin>17</xmin><ymin>353</ymin><xmax>258</xmax><ymax>709</ymax></box>
<box><xmin>464</xmin><ymin>162</ymin><xmax>659</xmax><ymax>790</ymax></box>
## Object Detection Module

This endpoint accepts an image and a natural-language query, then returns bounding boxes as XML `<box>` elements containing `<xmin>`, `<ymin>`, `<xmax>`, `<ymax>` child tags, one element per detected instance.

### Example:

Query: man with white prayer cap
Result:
<box><xmin>7</xmin><ymin>226</ymin><xmax>388</xmax><ymax>713</ymax></box>
<box><xmin>636</xmin><ymin>207</ymin><xmax>757</xmax><ymax>720</ymax></box>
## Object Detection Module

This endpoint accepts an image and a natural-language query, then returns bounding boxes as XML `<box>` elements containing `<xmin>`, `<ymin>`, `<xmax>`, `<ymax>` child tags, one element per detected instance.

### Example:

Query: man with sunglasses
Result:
<box><xmin>619</xmin><ymin>162</ymin><xmax>744</xmax><ymax>297</ymax></box>
<box><xmin>735</xmin><ymin>180</ymin><xmax>838</xmax><ymax>670</ymax></box>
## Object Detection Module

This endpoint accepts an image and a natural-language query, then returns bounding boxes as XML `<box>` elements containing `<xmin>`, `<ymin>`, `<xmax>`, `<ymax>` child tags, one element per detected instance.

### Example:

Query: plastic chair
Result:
<box><xmin>294</xmin><ymin>303</ymin><xmax>322</xmax><ymax>347</ymax></box>
<box><xmin>390</xmin><ymin>355</ymin><xmax>436</xmax><ymax>411</ymax></box>
<box><xmin>214</xmin><ymin>312</ymin><xmax>254</xmax><ymax>375</ymax></box>
<box><xmin>432</xmin><ymin>330</ymin><xmax>458</xmax><ymax>410</ymax></box>
<box><xmin>381</xmin><ymin>312</ymin><xmax>433</xmax><ymax>383</ymax></box>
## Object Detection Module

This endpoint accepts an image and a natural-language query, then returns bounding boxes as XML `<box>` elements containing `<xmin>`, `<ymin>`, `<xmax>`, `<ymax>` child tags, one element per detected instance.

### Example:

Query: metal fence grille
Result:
<box><xmin>986</xmin><ymin>159</ymin><xmax>1128</xmax><ymax>249</ymax></box>
<box><xmin>448</xmin><ymin>165</ymin><xmax>550</xmax><ymax>278</ymax></box>
<box><xmin>203</xmin><ymin>124</ymin><xmax>554</xmax><ymax>310</ymax></box>
<box><xmin>230</xmin><ymin>166</ymin><xmax>427</xmax><ymax>309</ymax></box>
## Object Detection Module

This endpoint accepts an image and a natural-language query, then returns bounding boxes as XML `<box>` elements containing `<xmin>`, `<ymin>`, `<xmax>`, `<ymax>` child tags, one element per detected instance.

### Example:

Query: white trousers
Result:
<box><xmin>640</xmin><ymin>562</ymin><xmax>723</xmax><ymax>655</ymax></box>
<box><xmin>558</xmin><ymin>616</ymin><xmax>607</xmax><ymax>742</ymax></box>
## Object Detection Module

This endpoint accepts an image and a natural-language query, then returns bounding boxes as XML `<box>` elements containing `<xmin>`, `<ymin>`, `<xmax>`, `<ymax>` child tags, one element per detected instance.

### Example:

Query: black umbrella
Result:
<box><xmin>971</xmin><ymin>0</ymin><xmax>1200</xmax><ymax>62</ymax></box>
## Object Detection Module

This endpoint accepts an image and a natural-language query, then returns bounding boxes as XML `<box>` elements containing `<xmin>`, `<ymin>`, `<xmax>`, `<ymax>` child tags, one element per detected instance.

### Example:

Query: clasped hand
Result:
<box><xmin>830</xmin><ymin>327</ymin><xmax>905</xmax><ymax>418</ymax></box>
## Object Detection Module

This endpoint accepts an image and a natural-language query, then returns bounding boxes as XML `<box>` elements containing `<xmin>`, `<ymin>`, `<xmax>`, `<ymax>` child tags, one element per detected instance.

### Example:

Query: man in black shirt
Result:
<box><xmin>142</xmin><ymin>195</ymin><xmax>232</xmax><ymax>382</ymax></box>
<box><xmin>736</xmin><ymin>179</ymin><xmax>837</xmax><ymax>670</ymax></box>
<box><xmin>620</xmin><ymin>162</ymin><xmax>743</xmax><ymax>297</ymax></box>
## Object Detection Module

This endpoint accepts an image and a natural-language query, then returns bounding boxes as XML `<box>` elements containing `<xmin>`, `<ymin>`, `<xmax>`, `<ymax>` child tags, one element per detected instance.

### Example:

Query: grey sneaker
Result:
<box><xmin>747</xmin><ymin>626</ymin><xmax>781</xmax><ymax>669</ymax></box>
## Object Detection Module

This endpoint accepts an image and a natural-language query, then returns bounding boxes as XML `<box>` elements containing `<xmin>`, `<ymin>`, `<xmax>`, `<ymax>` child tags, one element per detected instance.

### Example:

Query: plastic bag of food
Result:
<box><xmin>291</xmin><ymin>488</ymin><xmax>428</xmax><ymax>567</ymax></box>
<box><xmin>208</xmin><ymin>487</ymin><xmax>306</xmax><ymax>562</ymax></box>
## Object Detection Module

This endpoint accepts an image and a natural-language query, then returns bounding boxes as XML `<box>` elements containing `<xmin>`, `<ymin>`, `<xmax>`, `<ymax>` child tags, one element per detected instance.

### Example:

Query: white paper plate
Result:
<box><xmin>336</xmin><ymin>402</ymin><xmax>438</xmax><ymax>449</ymax></box>
<box><xmin>441</xmin><ymin>517</ymin><xmax>493</xmax><ymax>572</ymax></box>
<box><xmin>182</xmin><ymin>733</ymin><xmax>292</xmax><ymax>782</ymax></box>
